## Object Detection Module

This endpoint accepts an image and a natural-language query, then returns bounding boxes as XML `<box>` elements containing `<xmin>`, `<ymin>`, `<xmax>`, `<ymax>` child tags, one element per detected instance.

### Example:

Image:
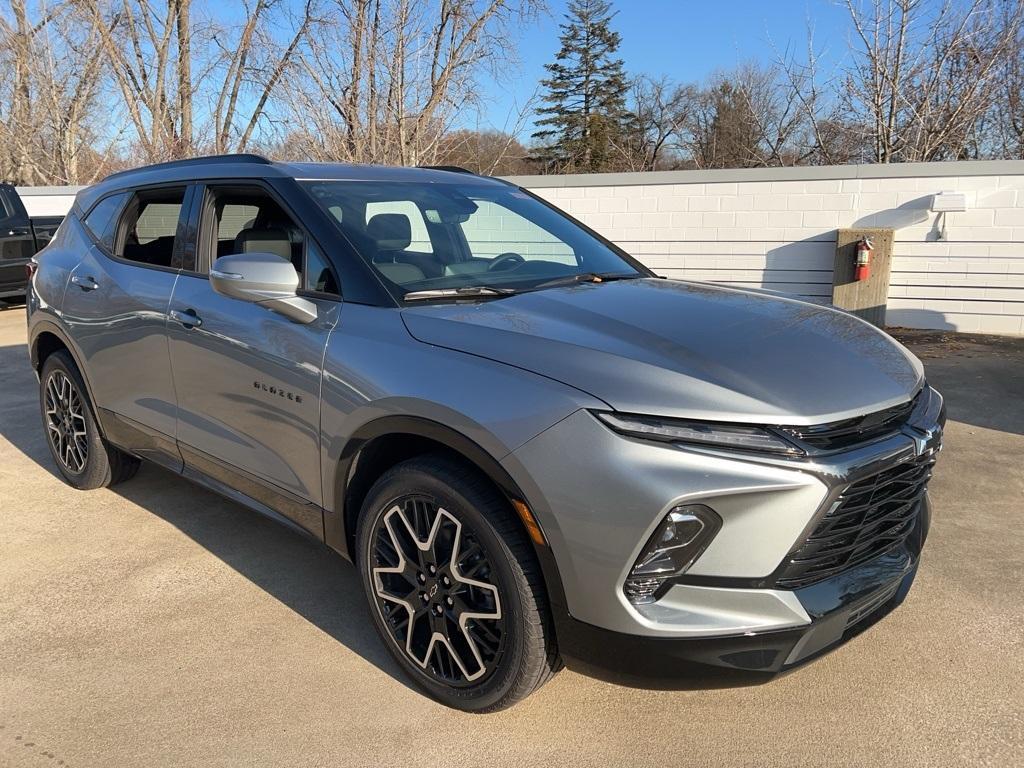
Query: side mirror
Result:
<box><xmin>209</xmin><ymin>252</ymin><xmax>318</xmax><ymax>324</ymax></box>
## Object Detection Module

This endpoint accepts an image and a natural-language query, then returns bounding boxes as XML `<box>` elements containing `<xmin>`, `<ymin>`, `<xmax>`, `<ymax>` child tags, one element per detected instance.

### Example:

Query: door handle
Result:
<box><xmin>70</xmin><ymin>275</ymin><xmax>99</xmax><ymax>291</ymax></box>
<box><xmin>169</xmin><ymin>308</ymin><xmax>203</xmax><ymax>329</ymax></box>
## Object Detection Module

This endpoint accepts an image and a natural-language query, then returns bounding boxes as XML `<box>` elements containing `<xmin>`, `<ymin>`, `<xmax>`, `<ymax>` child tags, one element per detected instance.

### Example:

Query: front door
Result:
<box><xmin>166</xmin><ymin>182</ymin><xmax>341</xmax><ymax>537</ymax></box>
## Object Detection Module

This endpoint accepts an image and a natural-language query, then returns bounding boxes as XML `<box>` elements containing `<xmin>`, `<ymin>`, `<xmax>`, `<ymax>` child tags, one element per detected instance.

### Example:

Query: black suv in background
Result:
<box><xmin>1</xmin><ymin>182</ymin><xmax>64</xmax><ymax>303</ymax></box>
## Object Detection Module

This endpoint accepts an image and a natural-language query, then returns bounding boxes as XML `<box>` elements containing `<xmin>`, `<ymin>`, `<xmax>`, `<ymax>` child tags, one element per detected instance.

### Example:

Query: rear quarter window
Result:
<box><xmin>83</xmin><ymin>193</ymin><xmax>128</xmax><ymax>252</ymax></box>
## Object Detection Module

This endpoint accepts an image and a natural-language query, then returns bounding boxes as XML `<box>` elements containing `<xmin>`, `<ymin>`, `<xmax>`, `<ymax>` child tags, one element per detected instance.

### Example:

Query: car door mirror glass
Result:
<box><xmin>210</xmin><ymin>252</ymin><xmax>318</xmax><ymax>324</ymax></box>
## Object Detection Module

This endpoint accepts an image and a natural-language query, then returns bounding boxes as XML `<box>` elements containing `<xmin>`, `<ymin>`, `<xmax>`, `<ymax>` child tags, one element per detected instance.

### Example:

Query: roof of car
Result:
<box><xmin>75</xmin><ymin>154</ymin><xmax>506</xmax><ymax>212</ymax></box>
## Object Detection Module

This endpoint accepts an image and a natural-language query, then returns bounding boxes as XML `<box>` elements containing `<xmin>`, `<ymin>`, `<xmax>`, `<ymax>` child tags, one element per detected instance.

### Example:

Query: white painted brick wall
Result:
<box><xmin>510</xmin><ymin>161</ymin><xmax>1024</xmax><ymax>335</ymax></box>
<box><xmin>16</xmin><ymin>187</ymin><xmax>82</xmax><ymax>217</ymax></box>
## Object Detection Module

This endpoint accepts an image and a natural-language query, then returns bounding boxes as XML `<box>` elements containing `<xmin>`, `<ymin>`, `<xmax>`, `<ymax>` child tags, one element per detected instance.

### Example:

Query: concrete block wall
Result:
<box><xmin>16</xmin><ymin>186</ymin><xmax>82</xmax><ymax>217</ymax></box>
<box><xmin>508</xmin><ymin>160</ymin><xmax>1024</xmax><ymax>335</ymax></box>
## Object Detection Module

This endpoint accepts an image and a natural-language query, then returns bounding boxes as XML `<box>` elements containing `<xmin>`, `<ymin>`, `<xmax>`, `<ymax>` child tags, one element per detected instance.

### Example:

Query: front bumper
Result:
<box><xmin>555</xmin><ymin>499</ymin><xmax>928</xmax><ymax>687</ymax></box>
<box><xmin>505</xmin><ymin>384</ymin><xmax>942</xmax><ymax>655</ymax></box>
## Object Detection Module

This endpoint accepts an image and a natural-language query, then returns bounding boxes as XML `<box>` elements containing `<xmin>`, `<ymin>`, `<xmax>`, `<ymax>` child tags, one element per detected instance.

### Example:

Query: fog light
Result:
<box><xmin>623</xmin><ymin>504</ymin><xmax>721</xmax><ymax>604</ymax></box>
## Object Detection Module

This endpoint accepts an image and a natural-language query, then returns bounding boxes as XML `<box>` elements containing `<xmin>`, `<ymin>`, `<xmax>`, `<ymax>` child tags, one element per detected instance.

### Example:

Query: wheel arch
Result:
<box><xmin>326</xmin><ymin>415</ymin><xmax>569</xmax><ymax>616</ymax></box>
<box><xmin>29</xmin><ymin>320</ymin><xmax>106</xmax><ymax>438</ymax></box>
<box><xmin>31</xmin><ymin>320</ymin><xmax>79</xmax><ymax>373</ymax></box>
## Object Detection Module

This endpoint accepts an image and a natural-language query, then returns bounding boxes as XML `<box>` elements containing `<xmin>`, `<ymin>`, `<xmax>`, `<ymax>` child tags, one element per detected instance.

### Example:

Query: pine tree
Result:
<box><xmin>532</xmin><ymin>0</ymin><xmax>631</xmax><ymax>173</ymax></box>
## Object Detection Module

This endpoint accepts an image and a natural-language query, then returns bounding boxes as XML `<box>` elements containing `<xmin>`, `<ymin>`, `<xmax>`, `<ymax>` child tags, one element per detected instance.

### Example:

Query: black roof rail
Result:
<box><xmin>417</xmin><ymin>165</ymin><xmax>479</xmax><ymax>175</ymax></box>
<box><xmin>102</xmin><ymin>153</ymin><xmax>273</xmax><ymax>182</ymax></box>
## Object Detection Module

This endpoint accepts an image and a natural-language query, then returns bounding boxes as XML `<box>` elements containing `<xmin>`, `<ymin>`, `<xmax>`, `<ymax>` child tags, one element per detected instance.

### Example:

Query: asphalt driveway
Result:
<box><xmin>1</xmin><ymin>304</ymin><xmax>1021</xmax><ymax>767</ymax></box>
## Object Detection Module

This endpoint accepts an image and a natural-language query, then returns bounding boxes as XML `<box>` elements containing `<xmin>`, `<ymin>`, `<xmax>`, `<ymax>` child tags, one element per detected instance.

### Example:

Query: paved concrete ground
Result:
<box><xmin>1</xmin><ymin>304</ymin><xmax>1021</xmax><ymax>768</ymax></box>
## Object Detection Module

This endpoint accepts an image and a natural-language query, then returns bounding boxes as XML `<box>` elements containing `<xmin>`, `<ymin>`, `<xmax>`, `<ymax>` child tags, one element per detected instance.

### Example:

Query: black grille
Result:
<box><xmin>775</xmin><ymin>451</ymin><xmax>935</xmax><ymax>589</ymax></box>
<box><xmin>779</xmin><ymin>392</ymin><xmax>921</xmax><ymax>453</ymax></box>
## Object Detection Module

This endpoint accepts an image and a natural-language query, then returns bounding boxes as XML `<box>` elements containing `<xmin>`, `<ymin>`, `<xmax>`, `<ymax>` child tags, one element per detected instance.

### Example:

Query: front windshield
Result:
<box><xmin>301</xmin><ymin>179</ymin><xmax>645</xmax><ymax>298</ymax></box>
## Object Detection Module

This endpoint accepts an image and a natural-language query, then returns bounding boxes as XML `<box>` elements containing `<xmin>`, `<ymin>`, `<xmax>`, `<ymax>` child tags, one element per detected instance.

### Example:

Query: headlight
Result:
<box><xmin>595</xmin><ymin>411</ymin><xmax>802</xmax><ymax>455</ymax></box>
<box><xmin>624</xmin><ymin>504</ymin><xmax>722</xmax><ymax>604</ymax></box>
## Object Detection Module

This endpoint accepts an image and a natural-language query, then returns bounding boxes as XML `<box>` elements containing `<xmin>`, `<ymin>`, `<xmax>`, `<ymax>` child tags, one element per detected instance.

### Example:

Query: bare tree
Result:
<box><xmin>842</xmin><ymin>0</ymin><xmax>1024</xmax><ymax>162</ymax></box>
<box><xmin>78</xmin><ymin>0</ymin><xmax>199</xmax><ymax>161</ymax></box>
<box><xmin>614</xmin><ymin>75</ymin><xmax>691</xmax><ymax>171</ymax></box>
<box><xmin>435</xmin><ymin>129</ymin><xmax>534</xmax><ymax>174</ymax></box>
<box><xmin>279</xmin><ymin>0</ymin><xmax>541</xmax><ymax>165</ymax></box>
<box><xmin>991</xmin><ymin>4</ymin><xmax>1024</xmax><ymax>158</ymax></box>
<box><xmin>0</xmin><ymin>0</ymin><xmax>115</xmax><ymax>184</ymax></box>
<box><xmin>667</xmin><ymin>63</ymin><xmax>810</xmax><ymax>170</ymax></box>
<box><xmin>78</xmin><ymin>0</ymin><xmax>312</xmax><ymax>162</ymax></box>
<box><xmin>732</xmin><ymin>62</ymin><xmax>807</xmax><ymax>165</ymax></box>
<box><xmin>0</xmin><ymin>0</ymin><xmax>38</xmax><ymax>183</ymax></box>
<box><xmin>209</xmin><ymin>0</ymin><xmax>315</xmax><ymax>153</ymax></box>
<box><xmin>774</xmin><ymin>31</ymin><xmax>868</xmax><ymax>166</ymax></box>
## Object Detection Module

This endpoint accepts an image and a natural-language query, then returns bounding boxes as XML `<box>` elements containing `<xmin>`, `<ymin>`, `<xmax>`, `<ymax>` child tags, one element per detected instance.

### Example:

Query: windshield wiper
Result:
<box><xmin>529</xmin><ymin>272</ymin><xmax>640</xmax><ymax>291</ymax></box>
<box><xmin>403</xmin><ymin>285</ymin><xmax>518</xmax><ymax>302</ymax></box>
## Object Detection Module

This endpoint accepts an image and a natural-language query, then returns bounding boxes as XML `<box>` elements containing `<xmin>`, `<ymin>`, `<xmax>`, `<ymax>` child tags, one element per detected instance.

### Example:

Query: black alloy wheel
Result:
<box><xmin>370</xmin><ymin>496</ymin><xmax>505</xmax><ymax>685</ymax></box>
<box><xmin>38</xmin><ymin>350</ymin><xmax>139</xmax><ymax>490</ymax></box>
<box><xmin>43</xmin><ymin>369</ymin><xmax>89</xmax><ymax>474</ymax></box>
<box><xmin>356</xmin><ymin>455</ymin><xmax>558</xmax><ymax>711</ymax></box>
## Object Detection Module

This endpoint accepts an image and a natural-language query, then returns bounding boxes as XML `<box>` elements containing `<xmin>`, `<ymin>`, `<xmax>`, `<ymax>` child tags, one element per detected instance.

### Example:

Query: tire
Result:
<box><xmin>356</xmin><ymin>454</ymin><xmax>558</xmax><ymax>712</ymax></box>
<box><xmin>39</xmin><ymin>350</ymin><xmax>140</xmax><ymax>490</ymax></box>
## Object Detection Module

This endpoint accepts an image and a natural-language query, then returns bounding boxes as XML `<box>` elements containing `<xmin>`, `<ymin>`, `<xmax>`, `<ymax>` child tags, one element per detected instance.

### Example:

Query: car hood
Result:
<box><xmin>400</xmin><ymin>278</ymin><xmax>924</xmax><ymax>425</ymax></box>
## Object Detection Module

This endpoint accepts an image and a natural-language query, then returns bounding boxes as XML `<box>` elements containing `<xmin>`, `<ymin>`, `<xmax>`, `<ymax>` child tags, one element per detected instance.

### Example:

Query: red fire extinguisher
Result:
<box><xmin>855</xmin><ymin>237</ymin><xmax>873</xmax><ymax>281</ymax></box>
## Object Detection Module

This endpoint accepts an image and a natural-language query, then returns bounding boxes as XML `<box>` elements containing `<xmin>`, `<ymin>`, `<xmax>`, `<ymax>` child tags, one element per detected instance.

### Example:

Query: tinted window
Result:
<box><xmin>305</xmin><ymin>243</ymin><xmax>337</xmax><ymax>293</ymax></box>
<box><xmin>204</xmin><ymin>186</ymin><xmax>339</xmax><ymax>296</ymax></box>
<box><xmin>83</xmin><ymin>193</ymin><xmax>128</xmax><ymax>252</ymax></box>
<box><xmin>302</xmin><ymin>180</ymin><xmax>641</xmax><ymax>293</ymax></box>
<box><xmin>117</xmin><ymin>189</ymin><xmax>187</xmax><ymax>268</ymax></box>
<box><xmin>135</xmin><ymin>202</ymin><xmax>183</xmax><ymax>243</ymax></box>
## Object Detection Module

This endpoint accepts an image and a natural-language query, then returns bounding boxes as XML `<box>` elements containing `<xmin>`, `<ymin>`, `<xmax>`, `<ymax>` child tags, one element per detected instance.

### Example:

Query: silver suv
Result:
<box><xmin>26</xmin><ymin>155</ymin><xmax>944</xmax><ymax>711</ymax></box>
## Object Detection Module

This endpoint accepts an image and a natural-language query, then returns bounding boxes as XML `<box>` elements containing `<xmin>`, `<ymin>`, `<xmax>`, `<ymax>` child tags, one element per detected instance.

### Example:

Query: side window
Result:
<box><xmin>116</xmin><ymin>188</ymin><xmax>187</xmax><ymax>268</ymax></box>
<box><xmin>83</xmin><ymin>193</ymin><xmax>128</xmax><ymax>252</ymax></box>
<box><xmin>205</xmin><ymin>186</ymin><xmax>339</xmax><ymax>296</ymax></box>
<box><xmin>304</xmin><ymin>243</ymin><xmax>337</xmax><ymax>294</ymax></box>
<box><xmin>365</xmin><ymin>200</ymin><xmax>433</xmax><ymax>253</ymax></box>
<box><xmin>460</xmin><ymin>199</ymin><xmax>576</xmax><ymax>265</ymax></box>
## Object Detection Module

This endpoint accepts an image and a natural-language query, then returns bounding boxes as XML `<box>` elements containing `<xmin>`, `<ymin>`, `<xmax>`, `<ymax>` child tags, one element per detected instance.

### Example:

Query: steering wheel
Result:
<box><xmin>488</xmin><ymin>252</ymin><xmax>526</xmax><ymax>272</ymax></box>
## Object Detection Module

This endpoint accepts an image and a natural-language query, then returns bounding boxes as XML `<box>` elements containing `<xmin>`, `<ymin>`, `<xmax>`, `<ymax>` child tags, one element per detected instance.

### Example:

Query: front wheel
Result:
<box><xmin>39</xmin><ymin>350</ymin><xmax>139</xmax><ymax>490</ymax></box>
<box><xmin>356</xmin><ymin>455</ymin><xmax>558</xmax><ymax>711</ymax></box>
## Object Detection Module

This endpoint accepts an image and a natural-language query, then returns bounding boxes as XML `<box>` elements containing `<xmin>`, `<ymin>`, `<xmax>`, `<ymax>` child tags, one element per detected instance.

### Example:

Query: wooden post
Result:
<box><xmin>832</xmin><ymin>227</ymin><xmax>894</xmax><ymax>327</ymax></box>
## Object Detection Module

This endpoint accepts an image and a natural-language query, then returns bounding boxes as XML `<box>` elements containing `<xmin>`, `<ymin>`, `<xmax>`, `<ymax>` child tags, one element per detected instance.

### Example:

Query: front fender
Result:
<box><xmin>317</xmin><ymin>304</ymin><xmax>603</xmax><ymax>611</ymax></box>
<box><xmin>318</xmin><ymin>304</ymin><xmax>604</xmax><ymax>511</ymax></box>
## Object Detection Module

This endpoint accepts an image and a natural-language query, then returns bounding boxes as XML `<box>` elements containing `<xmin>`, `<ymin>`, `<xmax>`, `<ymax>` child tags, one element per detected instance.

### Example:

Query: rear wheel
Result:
<box><xmin>356</xmin><ymin>455</ymin><xmax>558</xmax><ymax>711</ymax></box>
<box><xmin>39</xmin><ymin>351</ymin><xmax>140</xmax><ymax>490</ymax></box>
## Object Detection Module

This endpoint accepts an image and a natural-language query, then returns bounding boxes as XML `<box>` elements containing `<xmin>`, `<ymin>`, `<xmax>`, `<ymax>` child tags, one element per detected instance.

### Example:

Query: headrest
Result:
<box><xmin>367</xmin><ymin>213</ymin><xmax>412</xmax><ymax>252</ymax></box>
<box><xmin>234</xmin><ymin>227</ymin><xmax>291</xmax><ymax>261</ymax></box>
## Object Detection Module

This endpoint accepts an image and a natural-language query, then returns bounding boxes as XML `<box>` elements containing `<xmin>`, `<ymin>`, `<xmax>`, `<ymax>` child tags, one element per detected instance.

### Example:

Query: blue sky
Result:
<box><xmin>469</xmin><ymin>0</ymin><xmax>854</xmax><ymax>136</ymax></box>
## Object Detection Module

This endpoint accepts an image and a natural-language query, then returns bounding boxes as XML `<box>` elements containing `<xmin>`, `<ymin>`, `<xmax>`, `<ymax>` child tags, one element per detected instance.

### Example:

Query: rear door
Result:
<box><xmin>62</xmin><ymin>185</ymin><xmax>196</xmax><ymax>471</ymax></box>
<box><xmin>166</xmin><ymin>181</ymin><xmax>341</xmax><ymax>537</ymax></box>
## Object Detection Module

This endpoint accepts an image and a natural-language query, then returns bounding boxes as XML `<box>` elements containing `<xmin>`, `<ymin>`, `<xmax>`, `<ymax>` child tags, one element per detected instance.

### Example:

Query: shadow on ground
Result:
<box><xmin>0</xmin><ymin>338</ymin><xmax>411</xmax><ymax>691</ymax></box>
<box><xmin>890</xmin><ymin>327</ymin><xmax>1024</xmax><ymax>436</ymax></box>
